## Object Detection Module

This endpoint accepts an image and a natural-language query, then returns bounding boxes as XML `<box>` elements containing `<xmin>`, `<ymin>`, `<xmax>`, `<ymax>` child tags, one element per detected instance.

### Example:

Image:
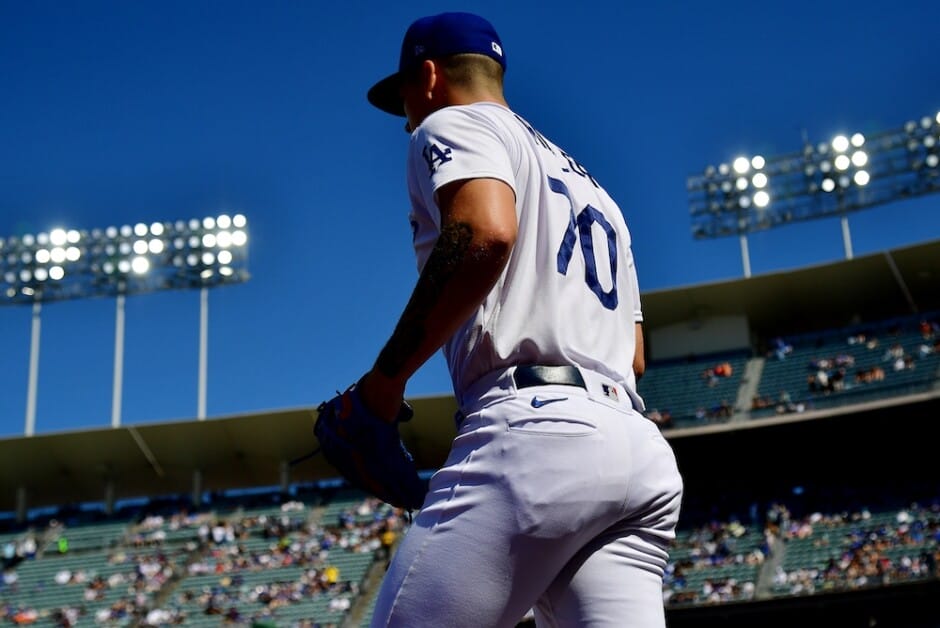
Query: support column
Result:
<box><xmin>25</xmin><ymin>302</ymin><xmax>42</xmax><ymax>436</ymax></box>
<box><xmin>198</xmin><ymin>287</ymin><xmax>208</xmax><ymax>420</ymax></box>
<box><xmin>112</xmin><ymin>293</ymin><xmax>126</xmax><ymax>428</ymax></box>
<box><xmin>841</xmin><ymin>214</ymin><xmax>854</xmax><ymax>260</ymax></box>
<box><xmin>739</xmin><ymin>233</ymin><xmax>752</xmax><ymax>278</ymax></box>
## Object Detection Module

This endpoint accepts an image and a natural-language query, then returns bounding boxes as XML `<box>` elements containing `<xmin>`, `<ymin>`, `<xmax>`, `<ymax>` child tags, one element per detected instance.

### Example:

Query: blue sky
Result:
<box><xmin>2</xmin><ymin>1</ymin><xmax>939</xmax><ymax>436</ymax></box>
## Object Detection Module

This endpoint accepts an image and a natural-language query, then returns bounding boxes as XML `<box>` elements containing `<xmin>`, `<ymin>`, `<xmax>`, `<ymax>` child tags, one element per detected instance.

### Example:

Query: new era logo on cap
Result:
<box><xmin>492</xmin><ymin>42</ymin><xmax>502</xmax><ymax>56</ymax></box>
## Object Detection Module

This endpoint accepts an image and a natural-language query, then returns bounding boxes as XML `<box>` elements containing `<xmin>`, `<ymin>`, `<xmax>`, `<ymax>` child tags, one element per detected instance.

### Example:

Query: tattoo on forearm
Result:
<box><xmin>376</xmin><ymin>222</ymin><xmax>474</xmax><ymax>378</ymax></box>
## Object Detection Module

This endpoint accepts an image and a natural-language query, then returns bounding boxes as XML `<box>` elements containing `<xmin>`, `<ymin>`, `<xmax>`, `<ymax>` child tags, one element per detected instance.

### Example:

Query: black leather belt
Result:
<box><xmin>513</xmin><ymin>365</ymin><xmax>586</xmax><ymax>390</ymax></box>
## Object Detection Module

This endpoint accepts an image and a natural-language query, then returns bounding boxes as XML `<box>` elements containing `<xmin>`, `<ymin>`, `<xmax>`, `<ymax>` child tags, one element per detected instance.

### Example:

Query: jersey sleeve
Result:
<box><xmin>628</xmin><ymin>247</ymin><xmax>643</xmax><ymax>323</ymax></box>
<box><xmin>408</xmin><ymin>106</ymin><xmax>516</xmax><ymax>219</ymax></box>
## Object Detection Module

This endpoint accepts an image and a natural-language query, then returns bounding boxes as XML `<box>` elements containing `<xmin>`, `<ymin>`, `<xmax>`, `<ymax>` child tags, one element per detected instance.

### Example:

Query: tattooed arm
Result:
<box><xmin>358</xmin><ymin>177</ymin><xmax>517</xmax><ymax>421</ymax></box>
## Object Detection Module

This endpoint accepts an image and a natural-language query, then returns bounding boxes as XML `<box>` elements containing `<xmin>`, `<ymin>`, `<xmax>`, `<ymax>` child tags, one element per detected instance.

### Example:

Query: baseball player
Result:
<box><xmin>356</xmin><ymin>12</ymin><xmax>684</xmax><ymax>627</ymax></box>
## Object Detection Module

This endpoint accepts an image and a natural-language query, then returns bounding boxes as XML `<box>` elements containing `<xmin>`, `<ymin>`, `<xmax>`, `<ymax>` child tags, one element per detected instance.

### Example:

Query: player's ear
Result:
<box><xmin>422</xmin><ymin>59</ymin><xmax>438</xmax><ymax>100</ymax></box>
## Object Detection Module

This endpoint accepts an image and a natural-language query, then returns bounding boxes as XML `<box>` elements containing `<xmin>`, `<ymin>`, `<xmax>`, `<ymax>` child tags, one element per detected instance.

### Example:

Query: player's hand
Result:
<box><xmin>357</xmin><ymin>369</ymin><xmax>407</xmax><ymax>423</ymax></box>
<box><xmin>314</xmin><ymin>380</ymin><xmax>427</xmax><ymax>510</ymax></box>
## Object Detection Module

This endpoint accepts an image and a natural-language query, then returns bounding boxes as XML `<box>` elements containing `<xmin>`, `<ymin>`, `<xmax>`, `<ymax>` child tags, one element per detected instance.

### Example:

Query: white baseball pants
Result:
<box><xmin>371</xmin><ymin>366</ymin><xmax>683</xmax><ymax>628</ymax></box>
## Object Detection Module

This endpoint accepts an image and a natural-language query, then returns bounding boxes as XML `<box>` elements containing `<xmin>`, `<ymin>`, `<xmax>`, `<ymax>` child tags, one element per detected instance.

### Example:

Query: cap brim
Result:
<box><xmin>367</xmin><ymin>73</ymin><xmax>406</xmax><ymax>117</ymax></box>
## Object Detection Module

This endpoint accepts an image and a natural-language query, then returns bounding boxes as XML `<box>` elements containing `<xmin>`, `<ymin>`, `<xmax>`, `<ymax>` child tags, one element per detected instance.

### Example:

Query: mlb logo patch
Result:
<box><xmin>602</xmin><ymin>384</ymin><xmax>619</xmax><ymax>401</ymax></box>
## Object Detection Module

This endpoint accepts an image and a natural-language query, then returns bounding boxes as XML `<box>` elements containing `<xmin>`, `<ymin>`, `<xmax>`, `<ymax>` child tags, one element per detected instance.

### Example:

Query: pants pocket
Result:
<box><xmin>507</xmin><ymin>415</ymin><xmax>597</xmax><ymax>437</ymax></box>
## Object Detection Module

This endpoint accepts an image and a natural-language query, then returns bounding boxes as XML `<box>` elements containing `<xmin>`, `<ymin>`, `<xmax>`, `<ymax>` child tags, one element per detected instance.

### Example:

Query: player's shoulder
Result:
<box><xmin>416</xmin><ymin>102</ymin><xmax>514</xmax><ymax>139</ymax></box>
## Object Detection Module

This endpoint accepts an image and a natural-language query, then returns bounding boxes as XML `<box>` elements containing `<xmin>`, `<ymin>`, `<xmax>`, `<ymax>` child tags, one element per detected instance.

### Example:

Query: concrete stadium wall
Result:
<box><xmin>649</xmin><ymin>315</ymin><xmax>751</xmax><ymax>360</ymax></box>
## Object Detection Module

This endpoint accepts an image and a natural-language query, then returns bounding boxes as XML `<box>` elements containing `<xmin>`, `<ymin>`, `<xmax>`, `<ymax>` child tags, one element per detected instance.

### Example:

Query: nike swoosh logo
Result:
<box><xmin>531</xmin><ymin>396</ymin><xmax>568</xmax><ymax>408</ymax></box>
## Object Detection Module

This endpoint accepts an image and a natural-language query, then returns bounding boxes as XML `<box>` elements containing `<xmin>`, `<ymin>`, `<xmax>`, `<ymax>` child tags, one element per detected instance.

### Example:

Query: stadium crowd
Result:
<box><xmin>3</xmin><ymin>488</ymin><xmax>939</xmax><ymax>623</ymax></box>
<box><xmin>661</xmin><ymin>498</ymin><xmax>939</xmax><ymax>606</ymax></box>
<box><xmin>662</xmin><ymin>519</ymin><xmax>770</xmax><ymax>605</ymax></box>
<box><xmin>771</xmin><ymin>501</ymin><xmax>940</xmax><ymax>596</ymax></box>
<box><xmin>0</xmin><ymin>494</ymin><xmax>407</xmax><ymax>627</ymax></box>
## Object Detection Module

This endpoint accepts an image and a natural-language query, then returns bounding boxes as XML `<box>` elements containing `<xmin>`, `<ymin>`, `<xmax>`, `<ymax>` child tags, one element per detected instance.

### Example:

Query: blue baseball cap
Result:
<box><xmin>367</xmin><ymin>12</ymin><xmax>506</xmax><ymax>117</ymax></box>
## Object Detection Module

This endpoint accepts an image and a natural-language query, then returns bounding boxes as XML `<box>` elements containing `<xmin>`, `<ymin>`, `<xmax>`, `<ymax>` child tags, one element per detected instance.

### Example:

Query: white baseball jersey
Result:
<box><xmin>407</xmin><ymin>102</ymin><xmax>644</xmax><ymax>408</ymax></box>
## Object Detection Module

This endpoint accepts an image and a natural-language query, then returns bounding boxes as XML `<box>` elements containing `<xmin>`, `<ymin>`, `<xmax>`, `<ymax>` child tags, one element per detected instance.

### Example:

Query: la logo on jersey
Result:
<box><xmin>422</xmin><ymin>142</ymin><xmax>452</xmax><ymax>174</ymax></box>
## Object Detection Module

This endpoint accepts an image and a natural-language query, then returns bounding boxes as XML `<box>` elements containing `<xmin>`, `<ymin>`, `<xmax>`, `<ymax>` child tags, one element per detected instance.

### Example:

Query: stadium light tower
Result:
<box><xmin>688</xmin><ymin>110</ymin><xmax>940</xmax><ymax>276</ymax></box>
<box><xmin>0</xmin><ymin>214</ymin><xmax>250</xmax><ymax>435</ymax></box>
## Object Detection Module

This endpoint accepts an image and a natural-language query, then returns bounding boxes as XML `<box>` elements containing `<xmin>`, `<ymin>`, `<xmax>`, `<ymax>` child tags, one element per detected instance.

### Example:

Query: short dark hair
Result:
<box><xmin>437</xmin><ymin>53</ymin><xmax>504</xmax><ymax>89</ymax></box>
<box><xmin>401</xmin><ymin>53</ymin><xmax>504</xmax><ymax>89</ymax></box>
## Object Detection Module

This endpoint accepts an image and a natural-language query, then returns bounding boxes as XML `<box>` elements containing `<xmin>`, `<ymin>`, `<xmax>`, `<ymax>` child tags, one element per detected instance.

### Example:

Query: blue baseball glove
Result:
<box><xmin>314</xmin><ymin>384</ymin><xmax>428</xmax><ymax>511</ymax></box>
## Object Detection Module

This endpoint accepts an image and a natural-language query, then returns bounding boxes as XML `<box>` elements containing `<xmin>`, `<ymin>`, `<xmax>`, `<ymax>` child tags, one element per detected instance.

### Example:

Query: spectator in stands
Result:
<box><xmin>329</xmin><ymin>596</ymin><xmax>351</xmax><ymax>612</ymax></box>
<box><xmin>806</xmin><ymin>374</ymin><xmax>818</xmax><ymax>394</ymax></box>
<box><xmin>83</xmin><ymin>577</ymin><xmax>106</xmax><ymax>602</ymax></box>
<box><xmin>708</xmin><ymin>400</ymin><xmax>733</xmax><ymax>421</ymax></box>
<box><xmin>714</xmin><ymin>362</ymin><xmax>733</xmax><ymax>378</ymax></box>
<box><xmin>771</xmin><ymin>337</ymin><xmax>793</xmax><ymax>360</ymax></box>
<box><xmin>11</xmin><ymin>606</ymin><xmax>38</xmax><ymax>625</ymax></box>
<box><xmin>143</xmin><ymin>607</ymin><xmax>180</xmax><ymax>625</ymax></box>
<box><xmin>830</xmin><ymin>368</ymin><xmax>846</xmax><ymax>392</ymax></box>
<box><xmin>281</xmin><ymin>500</ymin><xmax>304</xmax><ymax>513</ymax></box>
<box><xmin>645</xmin><ymin>408</ymin><xmax>673</xmax><ymax>428</ymax></box>
<box><xmin>775</xmin><ymin>390</ymin><xmax>805</xmax><ymax>414</ymax></box>
<box><xmin>701</xmin><ymin>367</ymin><xmax>719</xmax><ymax>387</ymax></box>
<box><xmin>51</xmin><ymin>606</ymin><xmax>81</xmax><ymax>626</ymax></box>
<box><xmin>847</xmin><ymin>332</ymin><xmax>867</xmax><ymax>345</ymax></box>
<box><xmin>883</xmin><ymin>343</ymin><xmax>905</xmax><ymax>362</ymax></box>
<box><xmin>751</xmin><ymin>394</ymin><xmax>773</xmax><ymax>410</ymax></box>
<box><xmin>380</xmin><ymin>527</ymin><xmax>397</xmax><ymax>560</ymax></box>
<box><xmin>210</xmin><ymin>522</ymin><xmax>234</xmax><ymax>544</ymax></box>
<box><xmin>812</xmin><ymin>368</ymin><xmax>831</xmax><ymax>393</ymax></box>
<box><xmin>658</xmin><ymin>409</ymin><xmax>673</xmax><ymax>428</ymax></box>
<box><xmin>323</xmin><ymin>564</ymin><xmax>339</xmax><ymax>584</ymax></box>
<box><xmin>855</xmin><ymin>366</ymin><xmax>885</xmax><ymax>384</ymax></box>
<box><xmin>17</xmin><ymin>536</ymin><xmax>36</xmax><ymax>560</ymax></box>
<box><xmin>2</xmin><ymin>568</ymin><xmax>18</xmax><ymax>589</ymax></box>
<box><xmin>1</xmin><ymin>541</ymin><xmax>16</xmax><ymax>570</ymax></box>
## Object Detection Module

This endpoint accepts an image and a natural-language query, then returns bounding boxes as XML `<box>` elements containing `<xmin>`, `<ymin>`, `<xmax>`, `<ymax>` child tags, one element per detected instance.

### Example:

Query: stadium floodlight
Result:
<box><xmin>1</xmin><ymin>214</ymin><xmax>250</xmax><ymax>436</ymax></box>
<box><xmin>1</xmin><ymin>214</ymin><xmax>249</xmax><ymax>305</ymax></box>
<box><xmin>693</xmin><ymin>153</ymin><xmax>771</xmax><ymax>276</ymax></box>
<box><xmin>689</xmin><ymin>110</ymin><xmax>940</xmax><ymax>275</ymax></box>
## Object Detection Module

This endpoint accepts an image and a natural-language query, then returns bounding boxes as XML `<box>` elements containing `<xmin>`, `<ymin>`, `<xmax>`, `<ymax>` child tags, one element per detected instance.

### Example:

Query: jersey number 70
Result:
<box><xmin>548</xmin><ymin>176</ymin><xmax>618</xmax><ymax>311</ymax></box>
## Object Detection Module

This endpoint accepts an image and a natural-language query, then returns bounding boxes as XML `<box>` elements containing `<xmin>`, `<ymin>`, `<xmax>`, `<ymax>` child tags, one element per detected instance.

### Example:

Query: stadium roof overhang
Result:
<box><xmin>3</xmin><ymin>238</ymin><xmax>938</xmax><ymax>514</ymax></box>
<box><xmin>640</xmin><ymin>237</ymin><xmax>940</xmax><ymax>340</ymax></box>
<box><xmin>0</xmin><ymin>396</ymin><xmax>458</xmax><ymax>514</ymax></box>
